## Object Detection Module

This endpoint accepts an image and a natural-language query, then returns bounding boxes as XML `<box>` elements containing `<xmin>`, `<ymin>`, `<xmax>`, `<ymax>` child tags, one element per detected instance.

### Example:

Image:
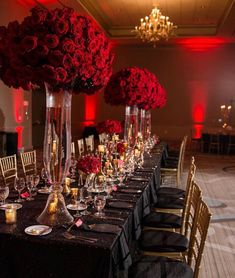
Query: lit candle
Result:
<box><xmin>52</xmin><ymin>140</ymin><xmax>57</xmax><ymax>154</ymax></box>
<box><xmin>98</xmin><ymin>145</ymin><xmax>105</xmax><ymax>153</ymax></box>
<box><xmin>5</xmin><ymin>207</ymin><xmax>17</xmax><ymax>224</ymax></box>
<box><xmin>71</xmin><ymin>142</ymin><xmax>75</xmax><ymax>154</ymax></box>
<box><xmin>48</xmin><ymin>196</ymin><xmax>58</xmax><ymax>214</ymax></box>
<box><xmin>65</xmin><ymin>177</ymin><xmax>71</xmax><ymax>186</ymax></box>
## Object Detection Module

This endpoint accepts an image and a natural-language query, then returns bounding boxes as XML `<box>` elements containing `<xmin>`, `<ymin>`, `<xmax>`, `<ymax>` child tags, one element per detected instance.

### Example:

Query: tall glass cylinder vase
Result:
<box><xmin>145</xmin><ymin>110</ymin><xmax>152</xmax><ymax>141</ymax></box>
<box><xmin>139</xmin><ymin>109</ymin><xmax>146</xmax><ymax>140</ymax></box>
<box><xmin>37</xmin><ymin>83</ymin><xmax>73</xmax><ymax>226</ymax></box>
<box><xmin>124</xmin><ymin>105</ymin><xmax>138</xmax><ymax>148</ymax></box>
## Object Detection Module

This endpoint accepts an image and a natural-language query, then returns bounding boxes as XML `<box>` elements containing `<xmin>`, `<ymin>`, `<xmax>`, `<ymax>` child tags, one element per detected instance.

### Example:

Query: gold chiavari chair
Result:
<box><xmin>129</xmin><ymin>199</ymin><xmax>211</xmax><ymax>278</ymax></box>
<box><xmin>20</xmin><ymin>150</ymin><xmax>37</xmax><ymax>178</ymax></box>
<box><xmin>99</xmin><ymin>133</ymin><xmax>107</xmax><ymax>144</ymax></box>
<box><xmin>143</xmin><ymin>163</ymin><xmax>199</xmax><ymax>234</ymax></box>
<box><xmin>153</xmin><ymin>157</ymin><xmax>196</xmax><ymax>216</ymax></box>
<box><xmin>85</xmin><ymin>135</ymin><xmax>94</xmax><ymax>153</ymax></box>
<box><xmin>140</xmin><ymin>182</ymin><xmax>202</xmax><ymax>261</ymax></box>
<box><xmin>0</xmin><ymin>154</ymin><xmax>18</xmax><ymax>187</ymax></box>
<box><xmin>161</xmin><ymin>136</ymin><xmax>187</xmax><ymax>187</ymax></box>
<box><xmin>187</xmin><ymin>199</ymin><xmax>212</xmax><ymax>277</ymax></box>
<box><xmin>77</xmin><ymin>139</ymin><xmax>85</xmax><ymax>157</ymax></box>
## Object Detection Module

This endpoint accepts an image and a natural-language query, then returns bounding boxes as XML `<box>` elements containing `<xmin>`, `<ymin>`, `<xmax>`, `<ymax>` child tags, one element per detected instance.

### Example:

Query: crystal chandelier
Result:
<box><xmin>134</xmin><ymin>7</ymin><xmax>176</xmax><ymax>47</ymax></box>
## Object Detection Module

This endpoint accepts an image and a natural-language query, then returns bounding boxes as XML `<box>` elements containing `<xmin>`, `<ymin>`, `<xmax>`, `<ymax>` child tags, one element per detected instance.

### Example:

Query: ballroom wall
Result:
<box><xmin>73</xmin><ymin>42</ymin><xmax>235</xmax><ymax>140</ymax></box>
<box><xmin>0</xmin><ymin>0</ymin><xmax>32</xmax><ymax>151</ymax></box>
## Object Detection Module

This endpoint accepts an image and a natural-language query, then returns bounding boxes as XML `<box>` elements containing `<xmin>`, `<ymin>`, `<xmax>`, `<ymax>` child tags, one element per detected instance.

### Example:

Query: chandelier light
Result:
<box><xmin>134</xmin><ymin>6</ymin><xmax>177</xmax><ymax>47</ymax></box>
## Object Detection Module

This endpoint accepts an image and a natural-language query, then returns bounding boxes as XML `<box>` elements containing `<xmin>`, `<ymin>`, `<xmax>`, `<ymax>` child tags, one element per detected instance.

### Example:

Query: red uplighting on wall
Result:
<box><xmin>178</xmin><ymin>37</ymin><xmax>227</xmax><ymax>52</ymax></box>
<box><xmin>83</xmin><ymin>94</ymin><xmax>98</xmax><ymax>126</ymax></box>
<box><xmin>193</xmin><ymin>104</ymin><xmax>204</xmax><ymax>123</ymax></box>
<box><xmin>13</xmin><ymin>88</ymin><xmax>24</xmax><ymax>123</ymax></box>
<box><xmin>17</xmin><ymin>0</ymin><xmax>56</xmax><ymax>7</ymax></box>
<box><xmin>192</xmin><ymin>124</ymin><xmax>203</xmax><ymax>139</ymax></box>
<box><xmin>15</xmin><ymin>126</ymin><xmax>23</xmax><ymax>149</ymax></box>
<box><xmin>189</xmin><ymin>81</ymin><xmax>208</xmax><ymax>139</ymax></box>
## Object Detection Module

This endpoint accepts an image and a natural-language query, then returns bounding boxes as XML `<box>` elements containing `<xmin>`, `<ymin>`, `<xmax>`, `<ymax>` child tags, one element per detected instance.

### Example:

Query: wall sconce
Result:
<box><xmin>220</xmin><ymin>104</ymin><xmax>232</xmax><ymax>128</ymax></box>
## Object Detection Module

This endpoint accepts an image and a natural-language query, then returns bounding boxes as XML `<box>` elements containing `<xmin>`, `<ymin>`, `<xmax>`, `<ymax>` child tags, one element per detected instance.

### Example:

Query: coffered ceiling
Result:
<box><xmin>20</xmin><ymin>0</ymin><xmax>235</xmax><ymax>44</ymax></box>
<box><xmin>70</xmin><ymin>0</ymin><xmax>235</xmax><ymax>44</ymax></box>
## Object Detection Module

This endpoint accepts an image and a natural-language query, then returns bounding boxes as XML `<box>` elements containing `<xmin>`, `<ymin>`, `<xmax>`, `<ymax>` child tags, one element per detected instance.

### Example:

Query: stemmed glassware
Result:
<box><xmin>94</xmin><ymin>195</ymin><xmax>106</xmax><ymax>217</ymax></box>
<box><xmin>74</xmin><ymin>188</ymin><xmax>84</xmax><ymax>218</ymax></box>
<box><xmin>14</xmin><ymin>177</ymin><xmax>25</xmax><ymax>203</ymax></box>
<box><xmin>26</xmin><ymin>175</ymin><xmax>35</xmax><ymax>201</ymax></box>
<box><xmin>80</xmin><ymin>189</ymin><xmax>92</xmax><ymax>216</ymax></box>
<box><xmin>105</xmin><ymin>183</ymin><xmax>113</xmax><ymax>199</ymax></box>
<box><xmin>0</xmin><ymin>185</ymin><xmax>9</xmax><ymax>206</ymax></box>
<box><xmin>40</xmin><ymin>168</ymin><xmax>50</xmax><ymax>192</ymax></box>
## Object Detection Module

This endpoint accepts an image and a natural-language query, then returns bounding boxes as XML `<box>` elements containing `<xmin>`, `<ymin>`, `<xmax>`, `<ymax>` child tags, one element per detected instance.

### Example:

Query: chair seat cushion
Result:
<box><xmin>157</xmin><ymin>187</ymin><xmax>185</xmax><ymax>197</ymax></box>
<box><xmin>129</xmin><ymin>256</ymin><xmax>193</xmax><ymax>278</ymax></box>
<box><xmin>154</xmin><ymin>197</ymin><xmax>184</xmax><ymax>209</ymax></box>
<box><xmin>140</xmin><ymin>230</ymin><xmax>189</xmax><ymax>252</ymax></box>
<box><xmin>143</xmin><ymin>212</ymin><xmax>182</xmax><ymax>229</ymax></box>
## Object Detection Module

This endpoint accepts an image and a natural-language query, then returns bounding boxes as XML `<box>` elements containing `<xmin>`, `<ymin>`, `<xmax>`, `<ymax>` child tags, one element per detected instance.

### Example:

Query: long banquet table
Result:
<box><xmin>0</xmin><ymin>144</ymin><xmax>165</xmax><ymax>278</ymax></box>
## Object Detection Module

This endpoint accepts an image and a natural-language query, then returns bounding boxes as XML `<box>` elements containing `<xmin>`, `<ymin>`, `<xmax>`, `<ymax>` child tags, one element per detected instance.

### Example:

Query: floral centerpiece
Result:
<box><xmin>96</xmin><ymin>119</ymin><xmax>122</xmax><ymax>135</ymax></box>
<box><xmin>77</xmin><ymin>155</ymin><xmax>101</xmax><ymax>175</ymax></box>
<box><xmin>0</xmin><ymin>6</ymin><xmax>114</xmax><ymax>94</ymax></box>
<box><xmin>0</xmin><ymin>5</ymin><xmax>113</xmax><ymax>226</ymax></box>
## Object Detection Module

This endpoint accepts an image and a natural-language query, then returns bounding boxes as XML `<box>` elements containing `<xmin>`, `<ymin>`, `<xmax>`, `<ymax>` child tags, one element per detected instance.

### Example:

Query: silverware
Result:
<box><xmin>63</xmin><ymin>231</ymin><xmax>98</xmax><ymax>243</ymax></box>
<box><xmin>92</xmin><ymin>215</ymin><xmax>124</xmax><ymax>221</ymax></box>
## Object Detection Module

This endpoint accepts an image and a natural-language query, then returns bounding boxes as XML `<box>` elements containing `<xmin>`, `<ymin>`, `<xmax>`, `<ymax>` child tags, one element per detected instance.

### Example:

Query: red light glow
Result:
<box><xmin>15</xmin><ymin>126</ymin><xmax>23</xmax><ymax>149</ymax></box>
<box><xmin>84</xmin><ymin>94</ymin><xmax>98</xmax><ymax>126</ymax></box>
<box><xmin>17</xmin><ymin>0</ymin><xmax>56</xmax><ymax>6</ymax></box>
<box><xmin>193</xmin><ymin>104</ymin><xmax>204</xmax><ymax>123</ymax></box>
<box><xmin>192</xmin><ymin>124</ymin><xmax>203</xmax><ymax>139</ymax></box>
<box><xmin>178</xmin><ymin>37</ymin><xmax>227</xmax><ymax>52</ymax></box>
<box><xmin>13</xmin><ymin>88</ymin><xmax>24</xmax><ymax>123</ymax></box>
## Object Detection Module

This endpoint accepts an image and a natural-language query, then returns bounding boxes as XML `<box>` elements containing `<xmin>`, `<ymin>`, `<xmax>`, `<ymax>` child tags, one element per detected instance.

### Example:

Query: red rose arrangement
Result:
<box><xmin>104</xmin><ymin>66</ymin><xmax>167</xmax><ymax>110</ymax></box>
<box><xmin>77</xmin><ymin>155</ymin><xmax>101</xmax><ymax>174</ymax></box>
<box><xmin>0</xmin><ymin>6</ymin><xmax>114</xmax><ymax>94</ymax></box>
<box><xmin>155</xmin><ymin>84</ymin><xmax>167</xmax><ymax>108</ymax></box>
<box><xmin>96</xmin><ymin>119</ymin><xmax>122</xmax><ymax>134</ymax></box>
<box><xmin>116</xmin><ymin>142</ymin><xmax>126</xmax><ymax>155</ymax></box>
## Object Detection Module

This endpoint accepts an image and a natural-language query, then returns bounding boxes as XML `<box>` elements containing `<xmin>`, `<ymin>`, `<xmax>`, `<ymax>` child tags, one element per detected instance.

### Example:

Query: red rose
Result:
<box><xmin>54</xmin><ymin>19</ymin><xmax>69</xmax><ymax>35</ymax></box>
<box><xmin>44</xmin><ymin>34</ymin><xmax>59</xmax><ymax>49</ymax></box>
<box><xmin>35</xmin><ymin>44</ymin><xmax>49</xmax><ymax>56</ymax></box>
<box><xmin>56</xmin><ymin>67</ymin><xmax>67</xmax><ymax>83</ymax></box>
<box><xmin>61</xmin><ymin>38</ymin><xmax>75</xmax><ymax>53</ymax></box>
<box><xmin>30</xmin><ymin>6</ymin><xmax>48</xmax><ymax>24</ymax></box>
<box><xmin>48</xmin><ymin>50</ymin><xmax>64</xmax><ymax>67</ymax></box>
<box><xmin>22</xmin><ymin>36</ymin><xmax>38</xmax><ymax>52</ymax></box>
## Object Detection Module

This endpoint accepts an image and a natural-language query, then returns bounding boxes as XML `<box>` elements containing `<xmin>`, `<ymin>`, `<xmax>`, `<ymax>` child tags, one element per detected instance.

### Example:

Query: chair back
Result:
<box><xmin>180</xmin><ymin>135</ymin><xmax>188</xmax><ymax>176</ymax></box>
<box><xmin>99</xmin><ymin>133</ymin><xmax>107</xmax><ymax>144</ymax></box>
<box><xmin>176</xmin><ymin>136</ymin><xmax>187</xmax><ymax>186</ymax></box>
<box><xmin>85</xmin><ymin>135</ymin><xmax>94</xmax><ymax>152</ymax></box>
<box><xmin>20</xmin><ymin>150</ymin><xmax>37</xmax><ymax>178</ymax></box>
<box><xmin>0</xmin><ymin>154</ymin><xmax>18</xmax><ymax>187</ymax></box>
<box><xmin>77</xmin><ymin>139</ymin><xmax>85</xmax><ymax>157</ymax></box>
<box><xmin>187</xmin><ymin>200</ymin><xmax>212</xmax><ymax>278</ymax></box>
<box><xmin>71</xmin><ymin>142</ymin><xmax>75</xmax><ymax>156</ymax></box>
<box><xmin>182</xmin><ymin>181</ymin><xmax>202</xmax><ymax>238</ymax></box>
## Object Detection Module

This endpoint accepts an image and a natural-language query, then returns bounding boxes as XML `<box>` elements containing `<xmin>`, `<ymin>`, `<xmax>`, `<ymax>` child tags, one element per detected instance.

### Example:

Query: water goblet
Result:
<box><xmin>0</xmin><ymin>185</ymin><xmax>9</xmax><ymax>206</ymax></box>
<box><xmin>80</xmin><ymin>189</ymin><xmax>92</xmax><ymax>216</ymax></box>
<box><xmin>40</xmin><ymin>168</ymin><xmax>49</xmax><ymax>192</ymax></box>
<box><xmin>14</xmin><ymin>177</ymin><xmax>25</xmax><ymax>203</ymax></box>
<box><xmin>32</xmin><ymin>174</ymin><xmax>40</xmax><ymax>196</ymax></box>
<box><xmin>26</xmin><ymin>175</ymin><xmax>34</xmax><ymax>201</ymax></box>
<box><xmin>94</xmin><ymin>195</ymin><xmax>106</xmax><ymax>217</ymax></box>
<box><xmin>105</xmin><ymin>183</ymin><xmax>113</xmax><ymax>199</ymax></box>
<box><xmin>74</xmin><ymin>188</ymin><xmax>84</xmax><ymax>218</ymax></box>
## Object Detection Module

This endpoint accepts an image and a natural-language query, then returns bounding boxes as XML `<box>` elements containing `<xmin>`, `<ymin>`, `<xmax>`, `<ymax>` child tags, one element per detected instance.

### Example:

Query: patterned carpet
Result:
<box><xmin>183</xmin><ymin>153</ymin><xmax>235</xmax><ymax>278</ymax></box>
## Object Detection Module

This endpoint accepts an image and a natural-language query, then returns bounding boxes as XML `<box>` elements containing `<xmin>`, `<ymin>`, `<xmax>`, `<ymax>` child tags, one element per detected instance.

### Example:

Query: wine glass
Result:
<box><xmin>80</xmin><ymin>189</ymin><xmax>92</xmax><ymax>216</ymax></box>
<box><xmin>105</xmin><ymin>183</ymin><xmax>113</xmax><ymax>199</ymax></box>
<box><xmin>32</xmin><ymin>174</ymin><xmax>40</xmax><ymax>196</ymax></box>
<box><xmin>40</xmin><ymin>168</ymin><xmax>49</xmax><ymax>192</ymax></box>
<box><xmin>0</xmin><ymin>185</ymin><xmax>9</xmax><ymax>206</ymax></box>
<box><xmin>74</xmin><ymin>188</ymin><xmax>84</xmax><ymax>217</ymax></box>
<box><xmin>94</xmin><ymin>195</ymin><xmax>106</xmax><ymax>217</ymax></box>
<box><xmin>14</xmin><ymin>177</ymin><xmax>25</xmax><ymax>203</ymax></box>
<box><xmin>26</xmin><ymin>175</ymin><xmax>34</xmax><ymax>201</ymax></box>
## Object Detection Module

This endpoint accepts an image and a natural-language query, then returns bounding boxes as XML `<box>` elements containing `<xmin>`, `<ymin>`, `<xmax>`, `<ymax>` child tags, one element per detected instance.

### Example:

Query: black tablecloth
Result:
<box><xmin>0</xmin><ymin>144</ymin><xmax>164</xmax><ymax>278</ymax></box>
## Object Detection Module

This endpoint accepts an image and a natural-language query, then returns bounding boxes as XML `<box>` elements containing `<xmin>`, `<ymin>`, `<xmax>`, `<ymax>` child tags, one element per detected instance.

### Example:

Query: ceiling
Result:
<box><xmin>19</xmin><ymin>0</ymin><xmax>235</xmax><ymax>45</ymax></box>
